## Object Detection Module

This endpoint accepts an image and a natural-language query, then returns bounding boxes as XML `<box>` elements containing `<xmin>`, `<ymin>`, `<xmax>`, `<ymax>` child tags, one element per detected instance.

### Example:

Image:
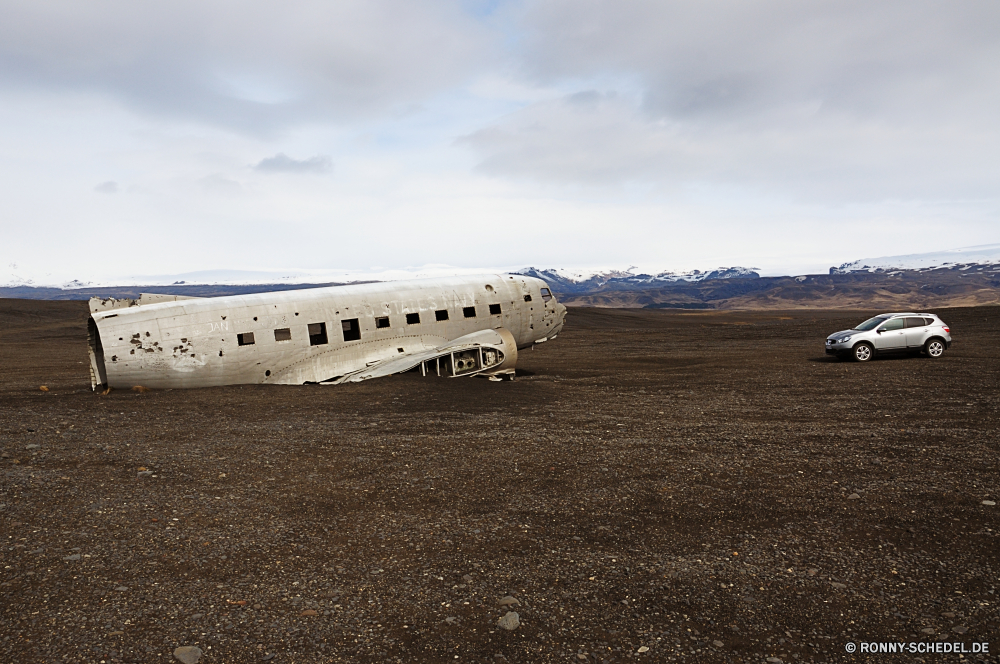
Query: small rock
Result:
<box><xmin>29</xmin><ymin>548</ymin><xmax>44</xmax><ymax>554</ymax></box>
<box><xmin>766</xmin><ymin>658</ymin><xmax>783</xmax><ymax>664</ymax></box>
<box><xmin>637</xmin><ymin>646</ymin><xmax>649</xmax><ymax>653</ymax></box>
<box><xmin>300</xmin><ymin>609</ymin><xmax>318</xmax><ymax>616</ymax></box>
<box><xmin>831</xmin><ymin>582</ymin><xmax>847</xmax><ymax>589</ymax></box>
<box><xmin>983</xmin><ymin>500</ymin><xmax>996</xmax><ymax>506</ymax></box>
<box><xmin>847</xmin><ymin>493</ymin><xmax>860</xmax><ymax>500</ymax></box>
<box><xmin>253</xmin><ymin>603</ymin><xmax>262</xmax><ymax>609</ymax></box>
<box><xmin>920</xmin><ymin>628</ymin><xmax>935</xmax><ymax>634</ymax></box>
<box><xmin>498</xmin><ymin>595</ymin><xmax>520</xmax><ymax>607</ymax></box>
<box><xmin>577</xmin><ymin>654</ymin><xmax>588</xmax><ymax>660</ymax></box>
<box><xmin>108</xmin><ymin>631</ymin><xmax>124</xmax><ymax>637</ymax></box>
<box><xmin>462</xmin><ymin>574</ymin><xmax>473</xmax><ymax>583</ymax></box>
<box><xmin>64</xmin><ymin>554</ymin><xmax>81</xmax><ymax>561</ymax></box>
<box><xmin>712</xmin><ymin>640</ymin><xmax>724</xmax><ymax>647</ymax></box>
<box><xmin>25</xmin><ymin>444</ymin><xmax>40</xmax><ymax>450</ymax></box>
<box><xmin>445</xmin><ymin>616</ymin><xmax>457</xmax><ymax>624</ymax></box>
<box><xmin>572</xmin><ymin>536</ymin><xmax>582</xmax><ymax>541</ymax></box>
<box><xmin>497</xmin><ymin>611</ymin><xmax>520</xmax><ymax>631</ymax></box>
<box><xmin>952</xmin><ymin>625</ymin><xmax>968</xmax><ymax>634</ymax></box>
<box><xmin>115</xmin><ymin>586</ymin><xmax>128</xmax><ymax>592</ymax></box>
<box><xmin>942</xmin><ymin>612</ymin><xmax>955</xmax><ymax>618</ymax></box>
<box><xmin>138</xmin><ymin>471</ymin><xmax>153</xmax><ymax>478</ymax></box>
<box><xmin>807</xmin><ymin>569</ymin><xmax>818</xmax><ymax>576</ymax></box>
<box><xmin>173</xmin><ymin>646</ymin><xmax>203</xmax><ymax>664</ymax></box>
<box><xmin>190</xmin><ymin>613</ymin><xmax>204</xmax><ymax>620</ymax></box>
<box><xmin>262</xmin><ymin>654</ymin><xmax>275</xmax><ymax>662</ymax></box>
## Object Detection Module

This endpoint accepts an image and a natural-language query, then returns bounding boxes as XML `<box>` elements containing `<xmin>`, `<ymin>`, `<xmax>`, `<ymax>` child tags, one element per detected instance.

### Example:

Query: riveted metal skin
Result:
<box><xmin>87</xmin><ymin>274</ymin><xmax>567</xmax><ymax>390</ymax></box>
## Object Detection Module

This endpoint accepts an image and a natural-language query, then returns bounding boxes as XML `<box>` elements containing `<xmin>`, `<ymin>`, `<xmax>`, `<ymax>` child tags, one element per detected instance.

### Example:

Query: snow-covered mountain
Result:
<box><xmin>0</xmin><ymin>263</ymin><xmax>761</xmax><ymax>291</ymax></box>
<box><xmin>831</xmin><ymin>243</ymin><xmax>1000</xmax><ymax>274</ymax></box>
<box><xmin>0</xmin><ymin>265</ymin><xmax>520</xmax><ymax>290</ymax></box>
<box><xmin>516</xmin><ymin>266</ymin><xmax>760</xmax><ymax>293</ymax></box>
<box><xmin>4</xmin><ymin>242</ymin><xmax>1000</xmax><ymax>294</ymax></box>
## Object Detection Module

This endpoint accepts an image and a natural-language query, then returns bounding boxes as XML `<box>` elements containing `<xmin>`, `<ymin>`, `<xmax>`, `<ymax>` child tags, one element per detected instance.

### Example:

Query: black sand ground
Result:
<box><xmin>1</xmin><ymin>300</ymin><xmax>998</xmax><ymax>663</ymax></box>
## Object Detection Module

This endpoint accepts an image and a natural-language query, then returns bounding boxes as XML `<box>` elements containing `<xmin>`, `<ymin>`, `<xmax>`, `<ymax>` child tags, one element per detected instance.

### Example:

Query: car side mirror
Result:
<box><xmin>876</xmin><ymin>329</ymin><xmax>882</xmax><ymax>334</ymax></box>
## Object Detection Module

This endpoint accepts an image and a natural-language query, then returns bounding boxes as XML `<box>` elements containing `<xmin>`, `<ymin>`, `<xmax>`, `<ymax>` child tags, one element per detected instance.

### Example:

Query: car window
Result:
<box><xmin>905</xmin><ymin>317</ymin><xmax>927</xmax><ymax>328</ymax></box>
<box><xmin>879</xmin><ymin>318</ymin><xmax>905</xmax><ymax>331</ymax></box>
<box><xmin>855</xmin><ymin>316</ymin><xmax>888</xmax><ymax>331</ymax></box>
<box><xmin>923</xmin><ymin>317</ymin><xmax>935</xmax><ymax>326</ymax></box>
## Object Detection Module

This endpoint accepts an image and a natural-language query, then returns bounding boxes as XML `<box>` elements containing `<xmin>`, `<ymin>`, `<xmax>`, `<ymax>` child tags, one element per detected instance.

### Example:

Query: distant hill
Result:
<box><xmin>516</xmin><ymin>266</ymin><xmax>759</xmax><ymax>293</ymax></box>
<box><xmin>3</xmin><ymin>243</ymin><xmax>999</xmax><ymax>309</ymax></box>
<box><xmin>558</xmin><ymin>264</ymin><xmax>1000</xmax><ymax>309</ymax></box>
<box><xmin>831</xmin><ymin>243</ymin><xmax>1000</xmax><ymax>274</ymax></box>
<box><xmin>0</xmin><ymin>282</ymin><xmax>354</xmax><ymax>301</ymax></box>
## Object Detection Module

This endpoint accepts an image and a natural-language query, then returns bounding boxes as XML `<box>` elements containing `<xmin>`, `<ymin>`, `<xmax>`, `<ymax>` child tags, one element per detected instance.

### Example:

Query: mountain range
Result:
<box><xmin>2</xmin><ymin>243</ymin><xmax>999</xmax><ymax>309</ymax></box>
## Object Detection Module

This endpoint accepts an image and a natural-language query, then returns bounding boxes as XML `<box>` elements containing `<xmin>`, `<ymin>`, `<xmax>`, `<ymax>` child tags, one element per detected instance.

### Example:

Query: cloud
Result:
<box><xmin>94</xmin><ymin>181</ymin><xmax>118</xmax><ymax>194</ymax></box>
<box><xmin>461</xmin><ymin>89</ymin><xmax>1000</xmax><ymax>201</ymax></box>
<box><xmin>460</xmin><ymin>1</ymin><xmax>1000</xmax><ymax>201</ymax></box>
<box><xmin>254</xmin><ymin>153</ymin><xmax>332</xmax><ymax>174</ymax></box>
<box><xmin>0</xmin><ymin>1</ymin><xmax>496</xmax><ymax>134</ymax></box>
<box><xmin>199</xmin><ymin>174</ymin><xmax>243</xmax><ymax>195</ymax></box>
<box><xmin>510</xmin><ymin>1</ymin><xmax>1000</xmax><ymax>121</ymax></box>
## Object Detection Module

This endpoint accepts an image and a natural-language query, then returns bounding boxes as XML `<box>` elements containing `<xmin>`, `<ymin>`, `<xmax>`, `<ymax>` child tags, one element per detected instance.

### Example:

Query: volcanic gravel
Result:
<box><xmin>1</xmin><ymin>300</ymin><xmax>998</xmax><ymax>663</ymax></box>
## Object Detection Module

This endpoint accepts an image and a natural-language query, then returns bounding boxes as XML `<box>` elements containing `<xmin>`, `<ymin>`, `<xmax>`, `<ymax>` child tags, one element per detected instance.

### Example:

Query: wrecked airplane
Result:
<box><xmin>87</xmin><ymin>275</ymin><xmax>567</xmax><ymax>390</ymax></box>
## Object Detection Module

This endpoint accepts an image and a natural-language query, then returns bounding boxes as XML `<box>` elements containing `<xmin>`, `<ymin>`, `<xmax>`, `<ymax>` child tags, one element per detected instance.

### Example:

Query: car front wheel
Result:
<box><xmin>853</xmin><ymin>342</ymin><xmax>874</xmax><ymax>362</ymax></box>
<box><xmin>925</xmin><ymin>339</ymin><xmax>945</xmax><ymax>358</ymax></box>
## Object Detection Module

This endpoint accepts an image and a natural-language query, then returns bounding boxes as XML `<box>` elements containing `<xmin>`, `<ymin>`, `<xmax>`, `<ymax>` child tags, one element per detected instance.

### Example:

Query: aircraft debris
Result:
<box><xmin>87</xmin><ymin>274</ymin><xmax>566</xmax><ymax>390</ymax></box>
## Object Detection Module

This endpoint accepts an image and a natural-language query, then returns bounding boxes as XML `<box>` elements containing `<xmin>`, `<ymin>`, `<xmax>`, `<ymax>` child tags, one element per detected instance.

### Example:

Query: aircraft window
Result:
<box><xmin>523</xmin><ymin>294</ymin><xmax>532</xmax><ymax>302</ymax></box>
<box><xmin>274</xmin><ymin>328</ymin><xmax>291</xmax><ymax>342</ymax></box>
<box><xmin>435</xmin><ymin>309</ymin><xmax>449</xmax><ymax>321</ymax></box>
<box><xmin>489</xmin><ymin>304</ymin><xmax>502</xmax><ymax>315</ymax></box>
<box><xmin>406</xmin><ymin>313</ymin><xmax>420</xmax><ymax>325</ymax></box>
<box><xmin>375</xmin><ymin>316</ymin><xmax>390</xmax><ymax>329</ymax></box>
<box><xmin>341</xmin><ymin>318</ymin><xmax>361</xmax><ymax>341</ymax></box>
<box><xmin>463</xmin><ymin>306</ymin><xmax>477</xmax><ymax>318</ymax></box>
<box><xmin>308</xmin><ymin>322</ymin><xmax>328</xmax><ymax>346</ymax></box>
<box><xmin>540</xmin><ymin>288</ymin><xmax>552</xmax><ymax>302</ymax></box>
<box><xmin>237</xmin><ymin>332</ymin><xmax>255</xmax><ymax>346</ymax></box>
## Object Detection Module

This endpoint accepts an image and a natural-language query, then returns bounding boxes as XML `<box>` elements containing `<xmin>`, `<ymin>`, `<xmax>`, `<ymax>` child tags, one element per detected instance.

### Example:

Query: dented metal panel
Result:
<box><xmin>87</xmin><ymin>274</ymin><xmax>566</xmax><ymax>390</ymax></box>
<box><xmin>88</xmin><ymin>293</ymin><xmax>202</xmax><ymax>314</ymax></box>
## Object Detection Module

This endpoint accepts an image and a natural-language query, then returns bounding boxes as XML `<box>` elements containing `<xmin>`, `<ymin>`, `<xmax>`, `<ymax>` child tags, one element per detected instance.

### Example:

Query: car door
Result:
<box><xmin>904</xmin><ymin>316</ymin><xmax>930</xmax><ymax>348</ymax></box>
<box><xmin>874</xmin><ymin>316</ymin><xmax>906</xmax><ymax>350</ymax></box>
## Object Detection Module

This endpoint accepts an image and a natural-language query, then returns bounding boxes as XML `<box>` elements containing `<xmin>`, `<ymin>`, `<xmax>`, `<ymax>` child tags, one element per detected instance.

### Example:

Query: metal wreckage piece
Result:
<box><xmin>87</xmin><ymin>274</ymin><xmax>567</xmax><ymax>390</ymax></box>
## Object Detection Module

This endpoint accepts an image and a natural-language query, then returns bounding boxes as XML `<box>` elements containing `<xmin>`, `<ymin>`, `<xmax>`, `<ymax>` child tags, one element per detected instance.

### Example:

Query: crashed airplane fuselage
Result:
<box><xmin>87</xmin><ymin>274</ymin><xmax>567</xmax><ymax>390</ymax></box>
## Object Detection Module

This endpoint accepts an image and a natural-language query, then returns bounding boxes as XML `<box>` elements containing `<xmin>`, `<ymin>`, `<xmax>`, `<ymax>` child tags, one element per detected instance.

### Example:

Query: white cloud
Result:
<box><xmin>462</xmin><ymin>1</ymin><xmax>1000</xmax><ymax>201</ymax></box>
<box><xmin>0</xmin><ymin>1</ymin><xmax>495</xmax><ymax>133</ymax></box>
<box><xmin>1</xmin><ymin>0</ymin><xmax>998</xmax><ymax>282</ymax></box>
<box><xmin>254</xmin><ymin>153</ymin><xmax>332</xmax><ymax>174</ymax></box>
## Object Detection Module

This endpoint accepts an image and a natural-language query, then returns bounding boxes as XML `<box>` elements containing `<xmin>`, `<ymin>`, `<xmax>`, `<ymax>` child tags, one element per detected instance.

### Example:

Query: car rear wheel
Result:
<box><xmin>852</xmin><ymin>342</ymin><xmax>873</xmax><ymax>362</ymax></box>
<box><xmin>925</xmin><ymin>338</ymin><xmax>945</xmax><ymax>358</ymax></box>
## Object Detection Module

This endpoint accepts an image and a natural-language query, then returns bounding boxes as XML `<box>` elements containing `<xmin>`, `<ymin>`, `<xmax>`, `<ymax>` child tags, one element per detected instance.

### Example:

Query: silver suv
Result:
<box><xmin>825</xmin><ymin>312</ymin><xmax>952</xmax><ymax>362</ymax></box>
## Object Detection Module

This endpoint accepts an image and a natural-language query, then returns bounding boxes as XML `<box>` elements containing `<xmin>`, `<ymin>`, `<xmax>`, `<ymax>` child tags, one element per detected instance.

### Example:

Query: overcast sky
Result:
<box><xmin>2</xmin><ymin>0</ymin><xmax>998</xmax><ymax>284</ymax></box>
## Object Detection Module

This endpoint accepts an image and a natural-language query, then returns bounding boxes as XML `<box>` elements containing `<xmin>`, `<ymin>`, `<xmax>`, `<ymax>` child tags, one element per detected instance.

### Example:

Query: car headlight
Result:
<box><xmin>838</xmin><ymin>335</ymin><xmax>852</xmax><ymax>343</ymax></box>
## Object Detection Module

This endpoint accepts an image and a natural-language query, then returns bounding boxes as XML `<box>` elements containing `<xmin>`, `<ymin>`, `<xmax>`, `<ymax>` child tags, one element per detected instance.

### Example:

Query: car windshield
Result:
<box><xmin>854</xmin><ymin>316</ymin><xmax>889</xmax><ymax>331</ymax></box>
